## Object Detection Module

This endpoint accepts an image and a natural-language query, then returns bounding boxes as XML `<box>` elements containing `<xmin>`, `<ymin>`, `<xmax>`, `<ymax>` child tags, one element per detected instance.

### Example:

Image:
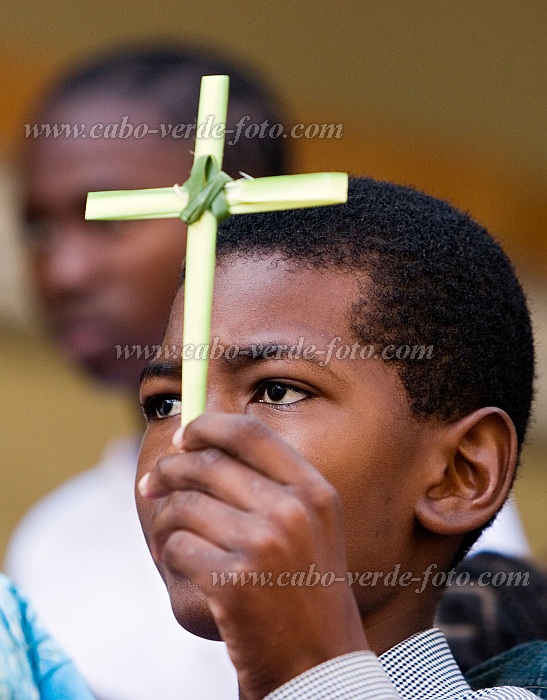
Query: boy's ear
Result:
<box><xmin>414</xmin><ymin>407</ymin><xmax>518</xmax><ymax>536</ymax></box>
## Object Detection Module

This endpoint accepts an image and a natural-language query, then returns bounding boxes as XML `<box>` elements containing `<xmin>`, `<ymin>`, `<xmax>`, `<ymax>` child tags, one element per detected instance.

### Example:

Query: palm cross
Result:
<box><xmin>86</xmin><ymin>75</ymin><xmax>347</xmax><ymax>426</ymax></box>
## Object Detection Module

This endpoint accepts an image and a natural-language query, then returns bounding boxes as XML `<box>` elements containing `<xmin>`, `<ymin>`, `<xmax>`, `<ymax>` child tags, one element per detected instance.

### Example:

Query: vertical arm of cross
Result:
<box><xmin>181</xmin><ymin>75</ymin><xmax>229</xmax><ymax>427</ymax></box>
<box><xmin>85</xmin><ymin>73</ymin><xmax>348</xmax><ymax>429</ymax></box>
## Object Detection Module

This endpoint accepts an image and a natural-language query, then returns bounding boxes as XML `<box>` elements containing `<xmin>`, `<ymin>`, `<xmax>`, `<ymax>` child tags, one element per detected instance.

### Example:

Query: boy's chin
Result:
<box><xmin>166</xmin><ymin>576</ymin><xmax>222</xmax><ymax>641</ymax></box>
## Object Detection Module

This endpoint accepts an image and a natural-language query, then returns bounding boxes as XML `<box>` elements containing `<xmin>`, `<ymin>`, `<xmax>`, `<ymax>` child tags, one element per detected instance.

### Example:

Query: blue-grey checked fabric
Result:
<box><xmin>466</xmin><ymin>641</ymin><xmax>547</xmax><ymax>698</ymax></box>
<box><xmin>266</xmin><ymin>628</ymin><xmax>539</xmax><ymax>699</ymax></box>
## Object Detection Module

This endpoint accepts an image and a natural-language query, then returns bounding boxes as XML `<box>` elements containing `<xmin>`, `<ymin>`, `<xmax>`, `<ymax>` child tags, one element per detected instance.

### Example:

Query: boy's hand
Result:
<box><xmin>139</xmin><ymin>413</ymin><xmax>369</xmax><ymax>700</ymax></box>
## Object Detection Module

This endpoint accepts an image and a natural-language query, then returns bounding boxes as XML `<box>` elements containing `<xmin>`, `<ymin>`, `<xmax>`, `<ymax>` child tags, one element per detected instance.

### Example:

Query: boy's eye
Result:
<box><xmin>257</xmin><ymin>382</ymin><xmax>308</xmax><ymax>406</ymax></box>
<box><xmin>141</xmin><ymin>395</ymin><xmax>181</xmax><ymax>421</ymax></box>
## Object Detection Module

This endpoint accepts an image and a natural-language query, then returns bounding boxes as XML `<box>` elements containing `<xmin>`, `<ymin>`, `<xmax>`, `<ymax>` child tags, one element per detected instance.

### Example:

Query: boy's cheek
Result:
<box><xmin>134</xmin><ymin>489</ymin><xmax>157</xmax><ymax>558</ymax></box>
<box><xmin>135</xmin><ymin>422</ymin><xmax>176</xmax><ymax>495</ymax></box>
<box><xmin>135</xmin><ymin>440</ymin><xmax>162</xmax><ymax>554</ymax></box>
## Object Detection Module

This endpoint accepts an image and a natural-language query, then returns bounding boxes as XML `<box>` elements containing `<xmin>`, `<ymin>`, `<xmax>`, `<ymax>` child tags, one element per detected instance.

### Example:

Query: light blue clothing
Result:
<box><xmin>0</xmin><ymin>573</ymin><xmax>93</xmax><ymax>699</ymax></box>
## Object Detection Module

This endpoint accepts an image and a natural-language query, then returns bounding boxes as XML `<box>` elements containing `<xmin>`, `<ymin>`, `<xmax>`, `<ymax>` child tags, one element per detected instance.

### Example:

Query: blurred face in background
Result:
<box><xmin>23</xmin><ymin>93</ymin><xmax>192</xmax><ymax>386</ymax></box>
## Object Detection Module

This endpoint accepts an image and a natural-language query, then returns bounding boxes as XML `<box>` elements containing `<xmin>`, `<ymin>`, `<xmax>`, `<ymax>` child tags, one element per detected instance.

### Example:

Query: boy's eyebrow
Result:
<box><xmin>140</xmin><ymin>361</ymin><xmax>181</xmax><ymax>386</ymax></box>
<box><xmin>224</xmin><ymin>343</ymin><xmax>339</xmax><ymax>379</ymax></box>
<box><xmin>140</xmin><ymin>342</ymin><xmax>344</xmax><ymax>387</ymax></box>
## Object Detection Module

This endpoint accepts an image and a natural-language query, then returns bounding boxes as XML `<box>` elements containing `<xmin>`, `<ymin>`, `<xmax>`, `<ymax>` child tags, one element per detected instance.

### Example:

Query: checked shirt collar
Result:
<box><xmin>379</xmin><ymin>627</ymin><xmax>474</xmax><ymax>699</ymax></box>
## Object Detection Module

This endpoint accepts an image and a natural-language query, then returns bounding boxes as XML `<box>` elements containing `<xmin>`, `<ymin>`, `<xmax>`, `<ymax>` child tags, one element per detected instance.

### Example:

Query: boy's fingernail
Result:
<box><xmin>138</xmin><ymin>472</ymin><xmax>151</xmax><ymax>497</ymax></box>
<box><xmin>172</xmin><ymin>426</ymin><xmax>184</xmax><ymax>449</ymax></box>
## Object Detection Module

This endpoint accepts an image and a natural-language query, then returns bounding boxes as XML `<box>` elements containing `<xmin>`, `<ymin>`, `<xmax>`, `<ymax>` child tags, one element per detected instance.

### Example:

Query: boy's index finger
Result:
<box><xmin>182</xmin><ymin>412</ymin><xmax>321</xmax><ymax>488</ymax></box>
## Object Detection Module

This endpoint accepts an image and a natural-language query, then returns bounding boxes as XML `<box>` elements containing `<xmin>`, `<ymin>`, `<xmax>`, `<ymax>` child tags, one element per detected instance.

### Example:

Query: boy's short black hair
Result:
<box><xmin>39</xmin><ymin>43</ymin><xmax>289</xmax><ymax>178</ymax></box>
<box><xmin>217</xmin><ymin>176</ymin><xmax>535</xmax><ymax>451</ymax></box>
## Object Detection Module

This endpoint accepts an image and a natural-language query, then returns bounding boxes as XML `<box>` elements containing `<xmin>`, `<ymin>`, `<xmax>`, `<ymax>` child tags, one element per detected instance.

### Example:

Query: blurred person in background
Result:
<box><xmin>437</xmin><ymin>553</ymin><xmax>547</xmax><ymax>674</ymax></box>
<box><xmin>4</xmin><ymin>42</ymin><xmax>290</xmax><ymax>700</ymax></box>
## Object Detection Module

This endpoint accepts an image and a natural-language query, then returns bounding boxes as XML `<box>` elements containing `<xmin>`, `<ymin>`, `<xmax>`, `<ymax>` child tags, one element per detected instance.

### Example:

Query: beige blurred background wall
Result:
<box><xmin>0</xmin><ymin>0</ymin><xmax>545</xmax><ymax>561</ymax></box>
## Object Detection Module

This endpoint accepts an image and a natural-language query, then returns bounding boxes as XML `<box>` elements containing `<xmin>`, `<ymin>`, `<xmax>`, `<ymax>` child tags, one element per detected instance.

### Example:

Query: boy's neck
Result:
<box><xmin>363</xmin><ymin>591</ymin><xmax>439</xmax><ymax>656</ymax></box>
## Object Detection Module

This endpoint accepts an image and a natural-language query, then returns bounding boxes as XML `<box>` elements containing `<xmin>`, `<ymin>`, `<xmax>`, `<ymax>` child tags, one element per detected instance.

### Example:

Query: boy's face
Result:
<box><xmin>137</xmin><ymin>255</ymin><xmax>440</xmax><ymax>639</ymax></box>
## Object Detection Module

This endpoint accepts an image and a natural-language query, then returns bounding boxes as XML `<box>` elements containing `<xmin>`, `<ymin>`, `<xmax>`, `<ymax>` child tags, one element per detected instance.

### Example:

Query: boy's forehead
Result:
<box><xmin>168</xmin><ymin>255</ymin><xmax>364</xmax><ymax>345</ymax></box>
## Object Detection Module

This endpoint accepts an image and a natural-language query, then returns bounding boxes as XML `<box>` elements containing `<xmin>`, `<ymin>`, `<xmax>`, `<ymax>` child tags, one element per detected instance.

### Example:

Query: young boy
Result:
<box><xmin>136</xmin><ymin>176</ymin><xmax>537</xmax><ymax>699</ymax></box>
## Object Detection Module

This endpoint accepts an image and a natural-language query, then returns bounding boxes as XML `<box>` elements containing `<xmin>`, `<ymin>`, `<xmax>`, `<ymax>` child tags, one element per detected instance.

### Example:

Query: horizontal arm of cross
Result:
<box><xmin>85</xmin><ymin>173</ymin><xmax>348</xmax><ymax>221</ymax></box>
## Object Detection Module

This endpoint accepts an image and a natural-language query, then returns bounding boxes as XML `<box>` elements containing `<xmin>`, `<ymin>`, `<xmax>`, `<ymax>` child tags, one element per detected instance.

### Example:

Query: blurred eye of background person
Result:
<box><xmin>0</xmin><ymin>5</ymin><xmax>546</xmax><ymax>698</ymax></box>
<box><xmin>2</xmin><ymin>42</ymin><xmax>289</xmax><ymax>700</ymax></box>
